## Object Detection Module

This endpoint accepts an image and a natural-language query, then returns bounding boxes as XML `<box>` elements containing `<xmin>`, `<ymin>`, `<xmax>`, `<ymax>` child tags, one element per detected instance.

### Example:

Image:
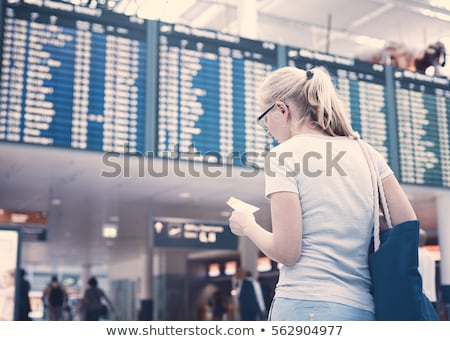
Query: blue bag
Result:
<box><xmin>359</xmin><ymin>140</ymin><xmax>439</xmax><ymax>321</ymax></box>
<box><xmin>369</xmin><ymin>220</ymin><xmax>439</xmax><ymax>320</ymax></box>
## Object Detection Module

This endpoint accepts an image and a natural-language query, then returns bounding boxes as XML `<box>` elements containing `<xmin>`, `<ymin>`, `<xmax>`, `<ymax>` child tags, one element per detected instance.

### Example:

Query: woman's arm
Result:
<box><xmin>101</xmin><ymin>290</ymin><xmax>115</xmax><ymax>311</ymax></box>
<box><xmin>381</xmin><ymin>174</ymin><xmax>417</xmax><ymax>225</ymax></box>
<box><xmin>229</xmin><ymin>191</ymin><xmax>302</xmax><ymax>266</ymax></box>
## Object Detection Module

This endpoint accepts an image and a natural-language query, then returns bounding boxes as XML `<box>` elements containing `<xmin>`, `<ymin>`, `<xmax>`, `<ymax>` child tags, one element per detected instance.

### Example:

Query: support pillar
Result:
<box><xmin>237</xmin><ymin>0</ymin><xmax>258</xmax><ymax>39</ymax></box>
<box><xmin>436</xmin><ymin>193</ymin><xmax>450</xmax><ymax>318</ymax></box>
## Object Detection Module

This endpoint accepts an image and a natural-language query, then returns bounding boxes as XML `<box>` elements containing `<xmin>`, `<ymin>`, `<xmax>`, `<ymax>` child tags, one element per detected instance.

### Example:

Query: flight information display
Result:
<box><xmin>394</xmin><ymin>69</ymin><xmax>450</xmax><ymax>187</ymax></box>
<box><xmin>0</xmin><ymin>0</ymin><xmax>146</xmax><ymax>153</ymax></box>
<box><xmin>1</xmin><ymin>1</ymin><xmax>449</xmax><ymax>189</ymax></box>
<box><xmin>157</xmin><ymin>22</ymin><xmax>277</xmax><ymax>167</ymax></box>
<box><xmin>286</xmin><ymin>47</ymin><xmax>390</xmax><ymax>161</ymax></box>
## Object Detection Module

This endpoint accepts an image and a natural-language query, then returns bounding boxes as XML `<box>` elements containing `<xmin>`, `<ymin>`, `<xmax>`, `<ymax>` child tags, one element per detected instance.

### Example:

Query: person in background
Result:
<box><xmin>43</xmin><ymin>275</ymin><xmax>67</xmax><ymax>321</ymax></box>
<box><xmin>418</xmin><ymin>229</ymin><xmax>437</xmax><ymax>310</ymax></box>
<box><xmin>414</xmin><ymin>41</ymin><xmax>446</xmax><ymax>75</ymax></box>
<box><xmin>235</xmin><ymin>268</ymin><xmax>266</xmax><ymax>320</ymax></box>
<box><xmin>229</xmin><ymin>66</ymin><xmax>417</xmax><ymax>320</ymax></box>
<box><xmin>63</xmin><ymin>304</ymin><xmax>73</xmax><ymax>321</ymax></box>
<box><xmin>211</xmin><ymin>290</ymin><xmax>227</xmax><ymax>321</ymax></box>
<box><xmin>81</xmin><ymin>276</ymin><xmax>114</xmax><ymax>321</ymax></box>
<box><xmin>18</xmin><ymin>269</ymin><xmax>32</xmax><ymax>321</ymax></box>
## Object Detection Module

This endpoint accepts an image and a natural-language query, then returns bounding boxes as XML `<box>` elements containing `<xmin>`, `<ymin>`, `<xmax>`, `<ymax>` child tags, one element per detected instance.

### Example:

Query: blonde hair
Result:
<box><xmin>258</xmin><ymin>66</ymin><xmax>358</xmax><ymax>138</ymax></box>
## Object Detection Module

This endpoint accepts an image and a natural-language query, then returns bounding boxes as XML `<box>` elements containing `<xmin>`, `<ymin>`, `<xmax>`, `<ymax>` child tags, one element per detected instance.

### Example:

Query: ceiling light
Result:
<box><xmin>414</xmin><ymin>8</ymin><xmax>450</xmax><ymax>21</ymax></box>
<box><xmin>109</xmin><ymin>215</ymin><xmax>119</xmax><ymax>222</ymax></box>
<box><xmin>178</xmin><ymin>192</ymin><xmax>191</xmax><ymax>198</ymax></box>
<box><xmin>354</xmin><ymin>35</ymin><xmax>385</xmax><ymax>49</ymax></box>
<box><xmin>124</xmin><ymin>0</ymin><xmax>139</xmax><ymax>16</ymax></box>
<box><xmin>429</xmin><ymin>0</ymin><xmax>450</xmax><ymax>11</ymax></box>
<box><xmin>136</xmin><ymin>0</ymin><xmax>162</xmax><ymax>20</ymax></box>
<box><xmin>51</xmin><ymin>199</ymin><xmax>62</xmax><ymax>206</ymax></box>
<box><xmin>102</xmin><ymin>223</ymin><xmax>118</xmax><ymax>238</ymax></box>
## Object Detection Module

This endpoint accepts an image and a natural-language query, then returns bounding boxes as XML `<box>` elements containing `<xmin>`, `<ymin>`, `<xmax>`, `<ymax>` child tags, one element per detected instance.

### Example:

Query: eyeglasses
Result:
<box><xmin>257</xmin><ymin>103</ymin><xmax>275</xmax><ymax>130</ymax></box>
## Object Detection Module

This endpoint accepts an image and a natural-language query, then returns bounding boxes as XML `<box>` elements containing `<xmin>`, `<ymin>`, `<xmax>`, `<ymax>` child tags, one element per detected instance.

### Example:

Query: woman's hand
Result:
<box><xmin>229</xmin><ymin>210</ymin><xmax>256</xmax><ymax>236</ymax></box>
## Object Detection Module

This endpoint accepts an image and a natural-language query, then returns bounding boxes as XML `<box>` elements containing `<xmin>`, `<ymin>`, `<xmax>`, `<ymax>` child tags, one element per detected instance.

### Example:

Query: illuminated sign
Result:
<box><xmin>393</xmin><ymin>69</ymin><xmax>450</xmax><ymax>187</ymax></box>
<box><xmin>0</xmin><ymin>0</ymin><xmax>147</xmax><ymax>153</ymax></box>
<box><xmin>157</xmin><ymin>22</ymin><xmax>276</xmax><ymax>168</ymax></box>
<box><xmin>287</xmin><ymin>47</ymin><xmax>391</xmax><ymax>162</ymax></box>
<box><xmin>153</xmin><ymin>218</ymin><xmax>237</xmax><ymax>250</ymax></box>
<box><xmin>0</xmin><ymin>209</ymin><xmax>47</xmax><ymax>225</ymax></box>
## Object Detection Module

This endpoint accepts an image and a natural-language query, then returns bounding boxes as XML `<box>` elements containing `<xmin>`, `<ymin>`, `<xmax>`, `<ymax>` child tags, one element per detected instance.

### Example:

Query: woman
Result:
<box><xmin>229</xmin><ymin>66</ymin><xmax>416</xmax><ymax>321</ymax></box>
<box><xmin>81</xmin><ymin>276</ymin><xmax>114</xmax><ymax>321</ymax></box>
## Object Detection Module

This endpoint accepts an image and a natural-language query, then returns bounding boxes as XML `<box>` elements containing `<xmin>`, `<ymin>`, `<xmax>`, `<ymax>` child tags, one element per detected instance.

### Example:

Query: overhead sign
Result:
<box><xmin>153</xmin><ymin>218</ymin><xmax>237</xmax><ymax>250</ymax></box>
<box><xmin>0</xmin><ymin>209</ymin><xmax>47</xmax><ymax>225</ymax></box>
<box><xmin>287</xmin><ymin>46</ymin><xmax>391</xmax><ymax>163</ymax></box>
<box><xmin>0</xmin><ymin>0</ymin><xmax>147</xmax><ymax>153</ymax></box>
<box><xmin>157</xmin><ymin>22</ymin><xmax>276</xmax><ymax>169</ymax></box>
<box><xmin>21</xmin><ymin>226</ymin><xmax>47</xmax><ymax>242</ymax></box>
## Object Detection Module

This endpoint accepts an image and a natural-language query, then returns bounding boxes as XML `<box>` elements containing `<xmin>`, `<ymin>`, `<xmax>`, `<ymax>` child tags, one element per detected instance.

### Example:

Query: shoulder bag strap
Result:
<box><xmin>357</xmin><ymin>139</ymin><xmax>392</xmax><ymax>251</ymax></box>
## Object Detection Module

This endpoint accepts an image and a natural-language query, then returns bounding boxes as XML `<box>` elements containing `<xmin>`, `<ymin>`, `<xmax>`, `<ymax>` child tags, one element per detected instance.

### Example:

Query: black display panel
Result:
<box><xmin>286</xmin><ymin>47</ymin><xmax>390</xmax><ymax>162</ymax></box>
<box><xmin>393</xmin><ymin>69</ymin><xmax>450</xmax><ymax>187</ymax></box>
<box><xmin>0</xmin><ymin>0</ymin><xmax>146</xmax><ymax>153</ymax></box>
<box><xmin>157</xmin><ymin>22</ymin><xmax>277</xmax><ymax>167</ymax></box>
<box><xmin>153</xmin><ymin>218</ymin><xmax>237</xmax><ymax>250</ymax></box>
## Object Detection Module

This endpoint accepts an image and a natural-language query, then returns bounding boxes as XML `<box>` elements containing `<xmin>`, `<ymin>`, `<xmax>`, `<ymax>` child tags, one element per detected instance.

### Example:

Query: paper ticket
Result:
<box><xmin>226</xmin><ymin>196</ymin><xmax>260</xmax><ymax>213</ymax></box>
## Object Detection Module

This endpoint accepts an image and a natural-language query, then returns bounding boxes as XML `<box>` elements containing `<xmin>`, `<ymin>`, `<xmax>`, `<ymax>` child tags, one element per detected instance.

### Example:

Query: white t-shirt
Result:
<box><xmin>265</xmin><ymin>134</ymin><xmax>393</xmax><ymax>313</ymax></box>
<box><xmin>418</xmin><ymin>247</ymin><xmax>437</xmax><ymax>302</ymax></box>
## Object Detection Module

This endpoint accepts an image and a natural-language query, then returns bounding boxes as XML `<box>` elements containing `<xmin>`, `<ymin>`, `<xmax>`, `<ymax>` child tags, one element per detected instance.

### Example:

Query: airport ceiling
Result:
<box><xmin>114</xmin><ymin>0</ymin><xmax>450</xmax><ymax>75</ymax></box>
<box><xmin>0</xmin><ymin>0</ymin><xmax>449</xmax><ymax>271</ymax></box>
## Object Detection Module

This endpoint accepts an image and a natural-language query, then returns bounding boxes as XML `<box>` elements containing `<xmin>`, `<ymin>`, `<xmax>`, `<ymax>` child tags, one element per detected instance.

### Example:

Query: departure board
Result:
<box><xmin>0</xmin><ymin>0</ymin><xmax>146</xmax><ymax>153</ymax></box>
<box><xmin>286</xmin><ymin>47</ymin><xmax>390</xmax><ymax>161</ymax></box>
<box><xmin>157</xmin><ymin>22</ymin><xmax>276</xmax><ymax>167</ymax></box>
<box><xmin>394</xmin><ymin>69</ymin><xmax>450</xmax><ymax>187</ymax></box>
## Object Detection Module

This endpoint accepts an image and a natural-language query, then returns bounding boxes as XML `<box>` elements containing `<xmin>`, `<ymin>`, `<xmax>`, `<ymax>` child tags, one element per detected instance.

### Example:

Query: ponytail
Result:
<box><xmin>258</xmin><ymin>66</ymin><xmax>359</xmax><ymax>139</ymax></box>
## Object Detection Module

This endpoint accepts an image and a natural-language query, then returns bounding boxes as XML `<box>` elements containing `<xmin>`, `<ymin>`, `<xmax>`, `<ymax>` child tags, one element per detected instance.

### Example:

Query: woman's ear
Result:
<box><xmin>276</xmin><ymin>101</ymin><xmax>289</xmax><ymax>115</ymax></box>
<box><xmin>276</xmin><ymin>101</ymin><xmax>290</xmax><ymax>122</ymax></box>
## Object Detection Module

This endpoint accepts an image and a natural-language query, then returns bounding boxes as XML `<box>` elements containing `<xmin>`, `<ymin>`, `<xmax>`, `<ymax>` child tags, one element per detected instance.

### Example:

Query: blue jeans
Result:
<box><xmin>268</xmin><ymin>298</ymin><xmax>375</xmax><ymax>321</ymax></box>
